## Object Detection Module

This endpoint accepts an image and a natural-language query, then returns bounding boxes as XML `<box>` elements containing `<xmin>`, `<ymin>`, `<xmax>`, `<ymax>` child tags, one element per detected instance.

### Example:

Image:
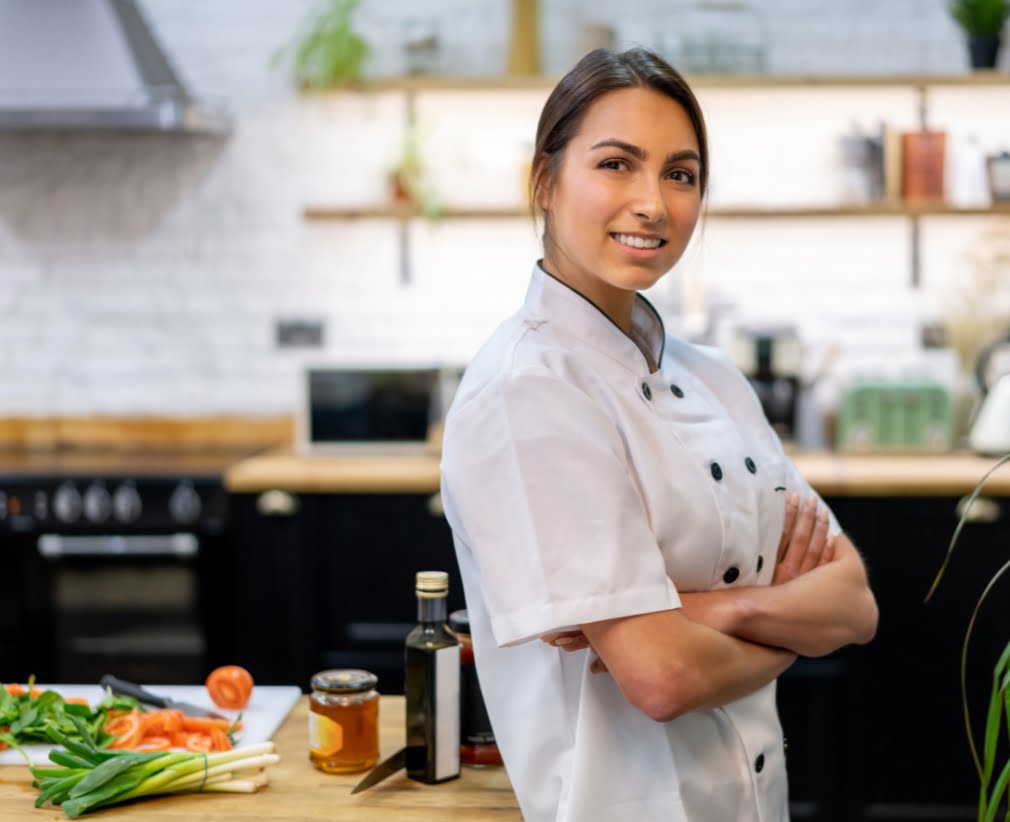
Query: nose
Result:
<box><xmin>630</xmin><ymin>175</ymin><xmax>666</xmax><ymax>223</ymax></box>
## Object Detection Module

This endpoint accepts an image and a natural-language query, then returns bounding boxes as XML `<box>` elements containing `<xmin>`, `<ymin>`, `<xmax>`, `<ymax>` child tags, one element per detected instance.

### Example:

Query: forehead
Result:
<box><xmin>574</xmin><ymin>86</ymin><xmax>699</xmax><ymax>152</ymax></box>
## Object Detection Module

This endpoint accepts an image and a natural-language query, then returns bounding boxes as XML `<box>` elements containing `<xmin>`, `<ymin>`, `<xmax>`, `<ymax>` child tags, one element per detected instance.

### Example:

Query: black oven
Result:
<box><xmin>0</xmin><ymin>451</ymin><xmax>240</xmax><ymax>685</ymax></box>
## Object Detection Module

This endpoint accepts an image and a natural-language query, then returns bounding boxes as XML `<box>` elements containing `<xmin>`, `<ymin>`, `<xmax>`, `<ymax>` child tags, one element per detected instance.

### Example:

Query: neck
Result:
<box><xmin>417</xmin><ymin>595</ymin><xmax>446</xmax><ymax>624</ymax></box>
<box><xmin>540</xmin><ymin>257</ymin><xmax>636</xmax><ymax>336</ymax></box>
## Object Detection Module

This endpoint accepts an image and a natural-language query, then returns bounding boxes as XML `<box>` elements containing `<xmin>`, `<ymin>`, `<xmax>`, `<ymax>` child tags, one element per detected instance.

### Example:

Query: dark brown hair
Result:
<box><xmin>529</xmin><ymin>47</ymin><xmax>709</xmax><ymax>221</ymax></box>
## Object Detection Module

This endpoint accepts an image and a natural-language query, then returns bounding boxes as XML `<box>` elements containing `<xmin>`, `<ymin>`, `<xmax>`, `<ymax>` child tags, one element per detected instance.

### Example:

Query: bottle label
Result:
<box><xmin>435</xmin><ymin>644</ymin><xmax>461</xmax><ymax>780</ymax></box>
<box><xmin>308</xmin><ymin>711</ymin><xmax>344</xmax><ymax>757</ymax></box>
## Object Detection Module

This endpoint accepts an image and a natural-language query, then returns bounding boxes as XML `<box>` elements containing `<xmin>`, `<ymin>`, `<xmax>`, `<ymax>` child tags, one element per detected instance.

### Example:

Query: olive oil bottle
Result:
<box><xmin>405</xmin><ymin>570</ymin><xmax>461</xmax><ymax>784</ymax></box>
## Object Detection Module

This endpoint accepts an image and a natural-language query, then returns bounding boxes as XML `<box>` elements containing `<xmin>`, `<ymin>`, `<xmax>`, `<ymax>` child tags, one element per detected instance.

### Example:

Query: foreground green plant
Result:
<box><xmin>15</xmin><ymin>717</ymin><xmax>278</xmax><ymax>818</ymax></box>
<box><xmin>927</xmin><ymin>452</ymin><xmax>1010</xmax><ymax>821</ymax></box>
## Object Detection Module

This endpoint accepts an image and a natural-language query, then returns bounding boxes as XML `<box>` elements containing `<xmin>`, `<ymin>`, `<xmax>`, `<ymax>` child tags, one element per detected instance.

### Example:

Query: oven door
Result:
<box><xmin>36</xmin><ymin>533</ymin><xmax>214</xmax><ymax>684</ymax></box>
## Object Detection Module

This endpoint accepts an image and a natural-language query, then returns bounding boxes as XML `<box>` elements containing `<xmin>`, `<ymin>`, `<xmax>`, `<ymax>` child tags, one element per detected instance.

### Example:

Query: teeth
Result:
<box><xmin>614</xmin><ymin>233</ymin><xmax>662</xmax><ymax>249</ymax></box>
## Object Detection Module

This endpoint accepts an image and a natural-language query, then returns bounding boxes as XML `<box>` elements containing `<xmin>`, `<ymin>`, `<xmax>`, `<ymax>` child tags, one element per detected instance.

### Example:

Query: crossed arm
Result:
<box><xmin>542</xmin><ymin>494</ymin><xmax>879</xmax><ymax>722</ymax></box>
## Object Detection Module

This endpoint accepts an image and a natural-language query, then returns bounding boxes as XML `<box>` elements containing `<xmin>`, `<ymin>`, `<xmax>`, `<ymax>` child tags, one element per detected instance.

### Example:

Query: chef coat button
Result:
<box><xmin>757</xmin><ymin>555</ymin><xmax>764</xmax><ymax>573</ymax></box>
<box><xmin>670</xmin><ymin>384</ymin><xmax>684</xmax><ymax>398</ymax></box>
<box><xmin>641</xmin><ymin>382</ymin><xmax>652</xmax><ymax>400</ymax></box>
<box><xmin>755</xmin><ymin>753</ymin><xmax>765</xmax><ymax>773</ymax></box>
<box><xmin>710</xmin><ymin>462</ymin><xmax>723</xmax><ymax>481</ymax></box>
<box><xmin>745</xmin><ymin>456</ymin><xmax>757</xmax><ymax>474</ymax></box>
<box><xmin>723</xmin><ymin>566</ymin><xmax>740</xmax><ymax>584</ymax></box>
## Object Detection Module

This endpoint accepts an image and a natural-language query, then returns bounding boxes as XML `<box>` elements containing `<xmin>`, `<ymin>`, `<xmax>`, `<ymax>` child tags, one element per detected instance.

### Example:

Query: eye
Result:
<box><xmin>599</xmin><ymin>158</ymin><xmax>628</xmax><ymax>171</ymax></box>
<box><xmin>667</xmin><ymin>168</ymin><xmax>697</xmax><ymax>184</ymax></box>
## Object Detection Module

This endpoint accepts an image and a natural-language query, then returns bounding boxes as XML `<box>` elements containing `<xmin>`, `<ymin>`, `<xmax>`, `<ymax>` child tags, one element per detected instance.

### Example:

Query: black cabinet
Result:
<box><xmin>779</xmin><ymin>495</ymin><xmax>1010</xmax><ymax>821</ymax></box>
<box><xmin>229</xmin><ymin>485</ymin><xmax>1010</xmax><ymax>819</ymax></box>
<box><xmin>229</xmin><ymin>492</ymin><xmax>463</xmax><ymax>694</ymax></box>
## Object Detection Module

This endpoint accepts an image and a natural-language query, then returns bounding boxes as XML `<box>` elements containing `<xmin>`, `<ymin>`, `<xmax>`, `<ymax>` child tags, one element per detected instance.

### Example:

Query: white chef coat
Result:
<box><xmin>440</xmin><ymin>263</ymin><xmax>841</xmax><ymax>822</ymax></box>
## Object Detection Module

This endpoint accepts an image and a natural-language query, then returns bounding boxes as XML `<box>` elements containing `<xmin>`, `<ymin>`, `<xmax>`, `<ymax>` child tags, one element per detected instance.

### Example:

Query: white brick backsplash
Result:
<box><xmin>0</xmin><ymin>0</ymin><xmax>1006</xmax><ymax>416</ymax></box>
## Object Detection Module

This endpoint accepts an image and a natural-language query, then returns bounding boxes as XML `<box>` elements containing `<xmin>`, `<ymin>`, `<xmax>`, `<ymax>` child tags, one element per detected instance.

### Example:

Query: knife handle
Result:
<box><xmin>99</xmin><ymin>674</ymin><xmax>167</xmax><ymax>708</ymax></box>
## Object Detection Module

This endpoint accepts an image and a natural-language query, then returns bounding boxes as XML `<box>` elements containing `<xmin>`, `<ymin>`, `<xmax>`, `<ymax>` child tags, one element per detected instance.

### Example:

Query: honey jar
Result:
<box><xmin>308</xmin><ymin>669</ymin><xmax>380</xmax><ymax>774</ymax></box>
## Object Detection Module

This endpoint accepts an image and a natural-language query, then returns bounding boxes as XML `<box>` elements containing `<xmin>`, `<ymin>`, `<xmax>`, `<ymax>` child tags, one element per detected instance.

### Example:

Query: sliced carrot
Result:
<box><xmin>183</xmin><ymin>733</ymin><xmax>213</xmax><ymax>753</ymax></box>
<box><xmin>0</xmin><ymin>724</ymin><xmax>8</xmax><ymax>751</ymax></box>
<box><xmin>106</xmin><ymin>710</ymin><xmax>145</xmax><ymax>749</ymax></box>
<box><xmin>209</xmin><ymin>727</ymin><xmax>232</xmax><ymax>752</ymax></box>
<box><xmin>205</xmin><ymin>666</ymin><xmax>254</xmax><ymax>711</ymax></box>
<box><xmin>143</xmin><ymin>709</ymin><xmax>184</xmax><ymax>736</ymax></box>
<box><xmin>4</xmin><ymin>684</ymin><xmax>24</xmax><ymax>697</ymax></box>
<box><xmin>64</xmin><ymin>697</ymin><xmax>90</xmax><ymax>707</ymax></box>
<box><xmin>180</xmin><ymin>715</ymin><xmax>237</xmax><ymax>733</ymax></box>
<box><xmin>136</xmin><ymin>735</ymin><xmax>172</xmax><ymax>752</ymax></box>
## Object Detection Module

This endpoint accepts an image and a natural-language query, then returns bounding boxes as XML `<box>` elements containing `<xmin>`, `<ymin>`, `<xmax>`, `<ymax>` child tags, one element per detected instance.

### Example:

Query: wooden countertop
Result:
<box><xmin>225</xmin><ymin>447</ymin><xmax>1010</xmax><ymax>497</ymax></box>
<box><xmin>0</xmin><ymin>696</ymin><xmax>520</xmax><ymax>821</ymax></box>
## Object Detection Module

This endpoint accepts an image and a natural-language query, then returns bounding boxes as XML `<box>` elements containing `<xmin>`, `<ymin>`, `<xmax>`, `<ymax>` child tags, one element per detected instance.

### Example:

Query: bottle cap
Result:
<box><xmin>448</xmin><ymin>609</ymin><xmax>469</xmax><ymax>633</ymax></box>
<box><xmin>310</xmin><ymin>669</ymin><xmax>378</xmax><ymax>694</ymax></box>
<box><xmin>415</xmin><ymin>570</ymin><xmax>449</xmax><ymax>597</ymax></box>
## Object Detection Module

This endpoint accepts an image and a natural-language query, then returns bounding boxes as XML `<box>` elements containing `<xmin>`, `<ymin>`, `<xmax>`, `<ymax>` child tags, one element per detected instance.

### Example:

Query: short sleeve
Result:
<box><xmin>440</xmin><ymin>370</ymin><xmax>680</xmax><ymax>647</ymax></box>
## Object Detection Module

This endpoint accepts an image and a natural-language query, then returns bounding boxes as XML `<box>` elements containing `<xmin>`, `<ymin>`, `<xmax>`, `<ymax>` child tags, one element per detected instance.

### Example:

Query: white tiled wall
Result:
<box><xmin>1</xmin><ymin>0</ymin><xmax>1008</xmax><ymax>416</ymax></box>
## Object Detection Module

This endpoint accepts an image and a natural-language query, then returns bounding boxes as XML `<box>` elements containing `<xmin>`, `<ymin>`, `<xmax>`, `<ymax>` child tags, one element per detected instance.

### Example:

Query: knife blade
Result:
<box><xmin>350</xmin><ymin>747</ymin><xmax>407</xmax><ymax>794</ymax></box>
<box><xmin>99</xmin><ymin>674</ymin><xmax>228</xmax><ymax>720</ymax></box>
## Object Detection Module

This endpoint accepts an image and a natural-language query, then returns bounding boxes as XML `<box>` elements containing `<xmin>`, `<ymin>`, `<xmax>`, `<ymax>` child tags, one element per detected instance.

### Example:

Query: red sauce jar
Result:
<box><xmin>449</xmin><ymin>609</ymin><xmax>503</xmax><ymax>767</ymax></box>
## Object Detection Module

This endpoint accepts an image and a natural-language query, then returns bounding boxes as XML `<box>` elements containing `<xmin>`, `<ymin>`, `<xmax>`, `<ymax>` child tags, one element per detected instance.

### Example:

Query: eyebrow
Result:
<box><xmin>589</xmin><ymin>139</ymin><xmax>701</xmax><ymax>165</ymax></box>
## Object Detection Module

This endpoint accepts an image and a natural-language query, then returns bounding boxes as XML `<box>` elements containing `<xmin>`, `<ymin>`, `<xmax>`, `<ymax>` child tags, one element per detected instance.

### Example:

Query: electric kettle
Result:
<box><xmin>967</xmin><ymin>330</ymin><xmax>1010</xmax><ymax>455</ymax></box>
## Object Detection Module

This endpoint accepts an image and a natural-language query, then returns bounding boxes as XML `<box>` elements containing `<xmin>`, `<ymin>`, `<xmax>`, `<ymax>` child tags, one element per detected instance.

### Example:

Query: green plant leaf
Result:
<box><xmin>959</xmin><ymin>558</ymin><xmax>1010</xmax><ymax>785</ymax></box>
<box><xmin>926</xmin><ymin>452</ymin><xmax>1010</xmax><ymax>603</ymax></box>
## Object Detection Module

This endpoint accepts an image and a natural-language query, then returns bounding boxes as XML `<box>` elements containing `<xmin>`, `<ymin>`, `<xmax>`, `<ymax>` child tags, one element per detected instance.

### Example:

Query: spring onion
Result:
<box><xmin>19</xmin><ymin>717</ymin><xmax>279</xmax><ymax>818</ymax></box>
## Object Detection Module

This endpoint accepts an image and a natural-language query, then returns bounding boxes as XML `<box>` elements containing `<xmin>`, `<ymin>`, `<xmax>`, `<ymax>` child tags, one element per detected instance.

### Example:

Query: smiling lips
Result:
<box><xmin>611</xmin><ymin>232</ymin><xmax>666</xmax><ymax>251</ymax></box>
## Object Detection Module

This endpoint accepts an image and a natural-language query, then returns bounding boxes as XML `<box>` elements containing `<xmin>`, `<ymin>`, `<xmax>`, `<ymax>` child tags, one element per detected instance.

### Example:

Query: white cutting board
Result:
<box><xmin>0</xmin><ymin>684</ymin><xmax>302</xmax><ymax>766</ymax></box>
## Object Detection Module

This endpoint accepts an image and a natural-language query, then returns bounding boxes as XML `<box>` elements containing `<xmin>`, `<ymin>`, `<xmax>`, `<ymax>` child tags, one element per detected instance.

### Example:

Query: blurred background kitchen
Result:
<box><xmin>2</xmin><ymin>0</ymin><xmax>1010</xmax><ymax>819</ymax></box>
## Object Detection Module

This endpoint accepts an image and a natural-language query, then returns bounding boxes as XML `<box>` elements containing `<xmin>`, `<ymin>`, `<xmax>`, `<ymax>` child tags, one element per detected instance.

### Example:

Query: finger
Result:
<box><xmin>778</xmin><ymin>496</ymin><xmax>818</xmax><ymax>580</ymax></box>
<box><xmin>542</xmin><ymin>630</ymin><xmax>582</xmax><ymax>644</ymax></box>
<box><xmin>820</xmin><ymin>534</ymin><xmax>837</xmax><ymax>566</ymax></box>
<box><xmin>777</xmin><ymin>493</ymin><xmax>800</xmax><ymax>563</ymax></box>
<box><xmin>542</xmin><ymin>631</ymin><xmax>590</xmax><ymax>651</ymax></box>
<box><xmin>798</xmin><ymin>509</ymin><xmax>830</xmax><ymax>575</ymax></box>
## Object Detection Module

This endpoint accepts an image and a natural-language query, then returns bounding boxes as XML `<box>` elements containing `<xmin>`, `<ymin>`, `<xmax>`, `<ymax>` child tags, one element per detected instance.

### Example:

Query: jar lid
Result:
<box><xmin>311</xmin><ymin>669</ymin><xmax>378</xmax><ymax>694</ymax></box>
<box><xmin>448</xmin><ymin>609</ymin><xmax>469</xmax><ymax>633</ymax></box>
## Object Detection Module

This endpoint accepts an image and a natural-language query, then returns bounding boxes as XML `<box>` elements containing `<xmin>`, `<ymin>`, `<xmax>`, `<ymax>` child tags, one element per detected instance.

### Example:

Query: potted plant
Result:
<box><xmin>927</xmin><ymin>452</ymin><xmax>1010</xmax><ymax>817</ymax></box>
<box><xmin>387</xmin><ymin>120</ymin><xmax>443</xmax><ymax>221</ymax></box>
<box><xmin>273</xmin><ymin>0</ymin><xmax>370</xmax><ymax>88</ymax></box>
<box><xmin>949</xmin><ymin>0</ymin><xmax>1010</xmax><ymax>69</ymax></box>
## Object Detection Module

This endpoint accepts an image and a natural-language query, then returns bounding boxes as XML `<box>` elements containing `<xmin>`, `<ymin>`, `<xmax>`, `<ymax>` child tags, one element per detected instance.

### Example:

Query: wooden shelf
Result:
<box><xmin>303</xmin><ymin>205</ymin><xmax>530</xmax><ymax>220</ymax></box>
<box><xmin>306</xmin><ymin>72</ymin><xmax>1010</xmax><ymax>93</ymax></box>
<box><xmin>303</xmin><ymin>203</ymin><xmax>1010</xmax><ymax>221</ymax></box>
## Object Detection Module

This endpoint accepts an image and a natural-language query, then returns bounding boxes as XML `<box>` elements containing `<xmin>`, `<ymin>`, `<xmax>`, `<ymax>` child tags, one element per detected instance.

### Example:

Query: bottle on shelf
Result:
<box><xmin>405</xmin><ymin>570</ymin><xmax>461</xmax><ymax>784</ymax></box>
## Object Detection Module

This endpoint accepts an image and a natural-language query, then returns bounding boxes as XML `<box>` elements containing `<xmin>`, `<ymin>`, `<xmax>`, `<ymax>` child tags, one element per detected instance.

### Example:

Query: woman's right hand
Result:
<box><xmin>774</xmin><ymin>493</ymin><xmax>835</xmax><ymax>584</ymax></box>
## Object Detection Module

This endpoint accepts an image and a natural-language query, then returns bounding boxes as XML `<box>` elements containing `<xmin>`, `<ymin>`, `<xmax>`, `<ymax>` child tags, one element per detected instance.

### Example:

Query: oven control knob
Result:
<box><xmin>53</xmin><ymin>483</ymin><xmax>82</xmax><ymax>523</ymax></box>
<box><xmin>169</xmin><ymin>482</ymin><xmax>201</xmax><ymax>525</ymax></box>
<box><xmin>112</xmin><ymin>483</ymin><xmax>142</xmax><ymax>523</ymax></box>
<box><xmin>83</xmin><ymin>483</ymin><xmax>112</xmax><ymax>523</ymax></box>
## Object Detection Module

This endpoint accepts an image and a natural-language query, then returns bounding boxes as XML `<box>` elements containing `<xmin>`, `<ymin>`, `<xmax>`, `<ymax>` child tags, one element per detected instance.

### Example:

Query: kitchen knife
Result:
<box><xmin>99</xmin><ymin>674</ymin><xmax>228</xmax><ymax>720</ymax></box>
<box><xmin>350</xmin><ymin>747</ymin><xmax>407</xmax><ymax>794</ymax></box>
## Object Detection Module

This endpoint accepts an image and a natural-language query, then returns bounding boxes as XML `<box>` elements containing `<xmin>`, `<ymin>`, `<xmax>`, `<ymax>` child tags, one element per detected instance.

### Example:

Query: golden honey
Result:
<box><xmin>308</xmin><ymin>669</ymin><xmax>380</xmax><ymax>774</ymax></box>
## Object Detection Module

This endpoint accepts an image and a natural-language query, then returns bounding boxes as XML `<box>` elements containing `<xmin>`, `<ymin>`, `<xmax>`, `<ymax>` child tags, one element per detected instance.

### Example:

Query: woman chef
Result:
<box><xmin>439</xmin><ymin>47</ymin><xmax>878</xmax><ymax>822</ymax></box>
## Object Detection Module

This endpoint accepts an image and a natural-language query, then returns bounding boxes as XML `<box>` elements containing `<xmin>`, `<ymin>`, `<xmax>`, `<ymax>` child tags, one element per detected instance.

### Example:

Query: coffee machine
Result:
<box><xmin>730</xmin><ymin>324</ymin><xmax>802</xmax><ymax>440</ymax></box>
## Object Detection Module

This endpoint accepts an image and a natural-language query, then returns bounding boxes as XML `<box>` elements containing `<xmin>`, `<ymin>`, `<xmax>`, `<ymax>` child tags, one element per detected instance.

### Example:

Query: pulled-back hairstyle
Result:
<box><xmin>529</xmin><ymin>47</ymin><xmax>709</xmax><ymax>223</ymax></box>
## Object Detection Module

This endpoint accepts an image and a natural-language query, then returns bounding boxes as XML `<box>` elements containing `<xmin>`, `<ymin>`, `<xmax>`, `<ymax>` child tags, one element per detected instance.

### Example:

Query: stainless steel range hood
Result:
<box><xmin>0</xmin><ymin>0</ymin><xmax>230</xmax><ymax>134</ymax></box>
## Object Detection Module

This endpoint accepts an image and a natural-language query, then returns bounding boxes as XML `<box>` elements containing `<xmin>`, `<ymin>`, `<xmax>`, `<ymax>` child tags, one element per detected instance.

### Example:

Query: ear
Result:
<box><xmin>534</xmin><ymin>169</ymin><xmax>551</xmax><ymax>212</ymax></box>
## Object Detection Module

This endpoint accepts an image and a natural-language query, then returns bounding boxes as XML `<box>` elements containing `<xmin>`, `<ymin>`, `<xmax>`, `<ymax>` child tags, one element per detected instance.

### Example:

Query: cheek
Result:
<box><xmin>669</xmin><ymin>198</ymin><xmax>701</xmax><ymax>240</ymax></box>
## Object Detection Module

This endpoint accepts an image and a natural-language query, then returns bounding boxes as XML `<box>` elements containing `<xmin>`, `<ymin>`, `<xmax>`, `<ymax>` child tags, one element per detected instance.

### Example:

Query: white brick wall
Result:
<box><xmin>0</xmin><ymin>0</ymin><xmax>1008</xmax><ymax>417</ymax></box>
